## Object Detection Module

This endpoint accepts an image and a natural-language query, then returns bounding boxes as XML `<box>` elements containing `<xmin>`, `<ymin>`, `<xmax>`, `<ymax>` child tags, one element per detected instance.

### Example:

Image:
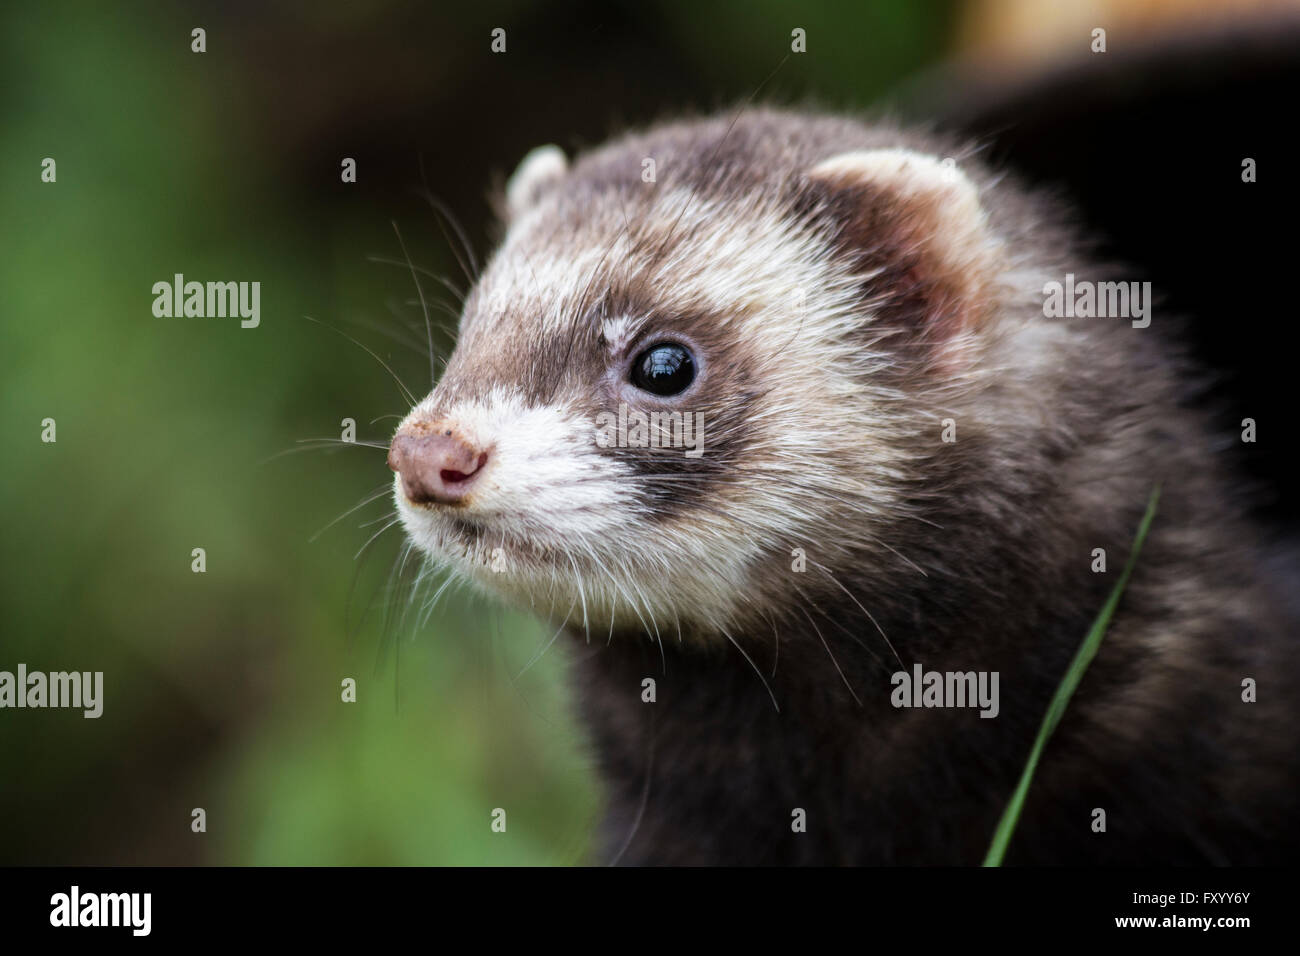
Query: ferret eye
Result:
<box><xmin>630</xmin><ymin>343</ymin><xmax>695</xmax><ymax>396</ymax></box>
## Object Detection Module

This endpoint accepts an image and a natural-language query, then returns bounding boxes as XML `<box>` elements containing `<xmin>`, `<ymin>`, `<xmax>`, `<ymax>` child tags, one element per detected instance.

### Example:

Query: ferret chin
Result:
<box><xmin>385</xmin><ymin>108</ymin><xmax>1300</xmax><ymax>865</ymax></box>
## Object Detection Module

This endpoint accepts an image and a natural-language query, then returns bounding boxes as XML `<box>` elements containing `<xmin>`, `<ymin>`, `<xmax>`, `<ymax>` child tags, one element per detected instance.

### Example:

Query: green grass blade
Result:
<box><xmin>982</xmin><ymin>484</ymin><xmax>1162</xmax><ymax>866</ymax></box>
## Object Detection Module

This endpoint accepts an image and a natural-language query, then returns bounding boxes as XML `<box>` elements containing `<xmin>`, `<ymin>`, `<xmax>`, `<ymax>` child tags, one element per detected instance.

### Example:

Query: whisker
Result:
<box><xmin>355</xmin><ymin>516</ymin><xmax>403</xmax><ymax>561</ymax></box>
<box><xmin>309</xmin><ymin>482</ymin><xmax>393</xmax><ymax>543</ymax></box>
<box><xmin>257</xmin><ymin>439</ymin><xmax>388</xmax><ymax>466</ymax></box>
<box><xmin>607</xmin><ymin>707</ymin><xmax>655</xmax><ymax>867</ymax></box>
<box><xmin>563</xmin><ymin>547</ymin><xmax>591</xmax><ymax>644</ymax></box>
<box><xmin>395</xmin><ymin>297</ymin><xmax>463</xmax><ymax>325</ymax></box>
<box><xmin>625</xmin><ymin>574</ymin><xmax>666</xmax><ymax>674</ymax></box>
<box><xmin>296</xmin><ymin>437</ymin><xmax>390</xmax><ymax>449</ymax></box>
<box><xmin>798</xmin><ymin>605</ymin><xmax>861</xmax><ymax>706</ymax></box>
<box><xmin>346</xmin><ymin>534</ymin><xmax>407</xmax><ymax>657</ymax></box>
<box><xmin>767</xmin><ymin>610</ymin><xmax>781</xmax><ymax>678</ymax></box>
<box><xmin>417</xmin><ymin>180</ymin><xmax>480</xmax><ymax>282</ymax></box>
<box><xmin>720</xmin><ymin>626</ymin><xmax>780</xmax><ymax>713</ymax></box>
<box><xmin>359</xmin><ymin>508</ymin><xmax>398</xmax><ymax>529</ymax></box>
<box><xmin>367</xmin><ymin>256</ymin><xmax>466</xmax><ymax>303</ymax></box>
<box><xmin>347</xmin><ymin>308</ymin><xmax>434</xmax><ymax>356</ymax></box>
<box><xmin>303</xmin><ymin>314</ymin><xmax>419</xmax><ymax>407</ymax></box>
<box><xmin>390</xmin><ymin>221</ymin><xmax>439</xmax><ymax>387</ymax></box>
<box><xmin>516</xmin><ymin>598</ymin><xmax>578</xmax><ymax>679</ymax></box>
<box><xmin>810</xmin><ymin>560</ymin><xmax>903</xmax><ymax>667</ymax></box>
<box><xmin>416</xmin><ymin>570</ymin><xmax>461</xmax><ymax>631</ymax></box>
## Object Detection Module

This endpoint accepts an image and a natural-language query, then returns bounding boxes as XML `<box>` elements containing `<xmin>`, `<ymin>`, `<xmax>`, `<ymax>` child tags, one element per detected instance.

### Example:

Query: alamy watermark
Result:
<box><xmin>0</xmin><ymin>664</ymin><xmax>103</xmax><ymax>718</ymax></box>
<box><xmin>1043</xmin><ymin>273</ymin><xmax>1151</xmax><ymax>328</ymax></box>
<box><xmin>152</xmin><ymin>273</ymin><xmax>260</xmax><ymax>328</ymax></box>
<box><xmin>50</xmin><ymin>886</ymin><xmax>150</xmax><ymax>936</ymax></box>
<box><xmin>593</xmin><ymin>403</ymin><xmax>705</xmax><ymax>458</ymax></box>
<box><xmin>890</xmin><ymin>664</ymin><xmax>999</xmax><ymax>718</ymax></box>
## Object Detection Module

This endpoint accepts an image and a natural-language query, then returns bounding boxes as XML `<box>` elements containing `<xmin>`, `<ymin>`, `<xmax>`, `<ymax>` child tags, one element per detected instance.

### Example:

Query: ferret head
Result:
<box><xmin>389</xmin><ymin>110</ymin><xmax>1028</xmax><ymax>639</ymax></box>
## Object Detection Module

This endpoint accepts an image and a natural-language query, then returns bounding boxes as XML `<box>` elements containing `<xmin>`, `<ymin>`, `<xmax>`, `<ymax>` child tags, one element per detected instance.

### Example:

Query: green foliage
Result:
<box><xmin>983</xmin><ymin>487</ymin><xmax>1162</xmax><ymax>866</ymax></box>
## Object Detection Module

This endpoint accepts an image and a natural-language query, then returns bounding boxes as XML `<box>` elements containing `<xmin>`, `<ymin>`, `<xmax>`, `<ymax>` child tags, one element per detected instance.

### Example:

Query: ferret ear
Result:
<box><xmin>806</xmin><ymin>148</ymin><xmax>1000</xmax><ymax>346</ymax></box>
<box><xmin>504</xmin><ymin>144</ymin><xmax>568</xmax><ymax>222</ymax></box>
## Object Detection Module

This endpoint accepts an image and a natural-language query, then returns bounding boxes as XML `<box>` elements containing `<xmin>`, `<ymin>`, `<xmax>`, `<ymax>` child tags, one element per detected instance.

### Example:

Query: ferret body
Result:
<box><xmin>388</xmin><ymin>109</ymin><xmax>1298</xmax><ymax>865</ymax></box>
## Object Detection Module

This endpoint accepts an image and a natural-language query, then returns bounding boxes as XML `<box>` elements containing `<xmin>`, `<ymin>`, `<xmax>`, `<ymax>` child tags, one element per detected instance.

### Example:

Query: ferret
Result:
<box><xmin>386</xmin><ymin>108</ymin><xmax>1298</xmax><ymax>865</ymax></box>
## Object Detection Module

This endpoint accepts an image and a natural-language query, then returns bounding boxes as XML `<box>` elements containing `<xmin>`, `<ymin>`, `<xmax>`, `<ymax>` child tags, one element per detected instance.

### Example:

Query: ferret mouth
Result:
<box><xmin>406</xmin><ymin>503</ymin><xmax>568</xmax><ymax>574</ymax></box>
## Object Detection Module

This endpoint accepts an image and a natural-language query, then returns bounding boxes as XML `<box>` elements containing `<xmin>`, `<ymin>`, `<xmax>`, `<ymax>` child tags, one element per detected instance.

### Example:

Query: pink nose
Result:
<box><xmin>387</xmin><ymin>425</ymin><xmax>489</xmax><ymax>505</ymax></box>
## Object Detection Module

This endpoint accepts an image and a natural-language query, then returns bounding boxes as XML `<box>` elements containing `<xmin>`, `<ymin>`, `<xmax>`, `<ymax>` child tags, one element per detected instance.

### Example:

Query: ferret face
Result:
<box><xmin>389</xmin><ymin>112</ymin><xmax>1008</xmax><ymax>637</ymax></box>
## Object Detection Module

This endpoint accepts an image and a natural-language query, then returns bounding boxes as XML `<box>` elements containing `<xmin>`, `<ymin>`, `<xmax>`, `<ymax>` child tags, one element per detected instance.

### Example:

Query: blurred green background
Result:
<box><xmin>1</xmin><ymin>0</ymin><xmax>956</xmax><ymax>864</ymax></box>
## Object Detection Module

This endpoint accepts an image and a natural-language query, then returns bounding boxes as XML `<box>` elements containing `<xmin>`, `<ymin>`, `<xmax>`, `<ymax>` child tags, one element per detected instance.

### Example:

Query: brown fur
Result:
<box><xmin>396</xmin><ymin>109</ymin><xmax>1299</xmax><ymax>864</ymax></box>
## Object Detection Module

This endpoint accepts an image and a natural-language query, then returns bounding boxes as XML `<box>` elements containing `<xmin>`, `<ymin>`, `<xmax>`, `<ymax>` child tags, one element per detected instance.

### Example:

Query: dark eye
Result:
<box><xmin>630</xmin><ymin>342</ymin><xmax>695</xmax><ymax>396</ymax></box>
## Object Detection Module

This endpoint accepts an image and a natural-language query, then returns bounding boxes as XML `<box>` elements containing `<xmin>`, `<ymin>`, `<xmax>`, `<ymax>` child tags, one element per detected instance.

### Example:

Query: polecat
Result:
<box><xmin>386</xmin><ymin>108</ymin><xmax>1298</xmax><ymax>865</ymax></box>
